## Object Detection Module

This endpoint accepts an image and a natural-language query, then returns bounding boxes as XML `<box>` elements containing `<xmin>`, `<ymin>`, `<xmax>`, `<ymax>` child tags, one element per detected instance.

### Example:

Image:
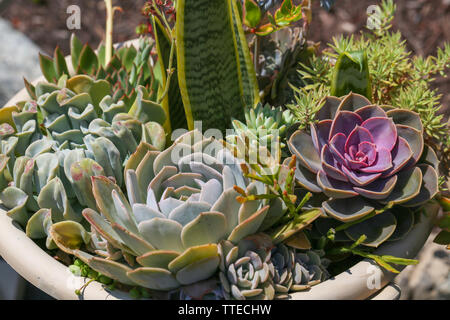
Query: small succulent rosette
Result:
<box><xmin>49</xmin><ymin>130</ymin><xmax>290</xmax><ymax>294</ymax></box>
<box><xmin>218</xmin><ymin>234</ymin><xmax>329</xmax><ymax>300</ymax></box>
<box><xmin>288</xmin><ymin>93</ymin><xmax>439</xmax><ymax>247</ymax></box>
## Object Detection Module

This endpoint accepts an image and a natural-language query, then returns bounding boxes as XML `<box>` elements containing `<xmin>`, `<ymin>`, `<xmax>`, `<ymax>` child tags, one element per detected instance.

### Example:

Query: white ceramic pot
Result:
<box><xmin>0</xmin><ymin>40</ymin><xmax>440</xmax><ymax>300</ymax></box>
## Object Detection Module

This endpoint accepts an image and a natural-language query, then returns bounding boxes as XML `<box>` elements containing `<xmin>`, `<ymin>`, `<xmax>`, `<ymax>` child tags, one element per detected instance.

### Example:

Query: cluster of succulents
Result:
<box><xmin>218</xmin><ymin>236</ymin><xmax>329</xmax><ymax>300</ymax></box>
<box><xmin>226</xmin><ymin>103</ymin><xmax>295</xmax><ymax>163</ymax></box>
<box><xmin>46</xmin><ymin>130</ymin><xmax>328</xmax><ymax>298</ymax></box>
<box><xmin>0</xmin><ymin>37</ymin><xmax>168</xmax><ymax>249</ymax></box>
<box><xmin>0</xmin><ymin>0</ymin><xmax>446</xmax><ymax>302</ymax></box>
<box><xmin>288</xmin><ymin>93</ymin><xmax>439</xmax><ymax>247</ymax></box>
<box><xmin>35</xmin><ymin>36</ymin><xmax>158</xmax><ymax>110</ymax></box>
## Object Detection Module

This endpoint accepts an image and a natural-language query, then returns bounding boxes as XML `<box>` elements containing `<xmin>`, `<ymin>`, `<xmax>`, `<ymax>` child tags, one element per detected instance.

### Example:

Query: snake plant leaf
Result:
<box><xmin>0</xmin><ymin>187</ymin><xmax>29</xmax><ymax>226</ymax></box>
<box><xmin>231</xmin><ymin>0</ymin><xmax>260</xmax><ymax>107</ymax></box>
<box><xmin>176</xmin><ymin>0</ymin><xmax>247</xmax><ymax>132</ymax></box>
<box><xmin>50</xmin><ymin>221</ymin><xmax>91</xmax><ymax>253</ymax></box>
<box><xmin>344</xmin><ymin>211</ymin><xmax>397</xmax><ymax>247</ymax></box>
<box><xmin>152</xmin><ymin>16</ymin><xmax>187</xmax><ymax>132</ymax></box>
<box><xmin>127</xmin><ymin>267</ymin><xmax>180</xmax><ymax>290</ymax></box>
<box><xmin>330</xmin><ymin>50</ymin><xmax>372</xmax><ymax>100</ymax></box>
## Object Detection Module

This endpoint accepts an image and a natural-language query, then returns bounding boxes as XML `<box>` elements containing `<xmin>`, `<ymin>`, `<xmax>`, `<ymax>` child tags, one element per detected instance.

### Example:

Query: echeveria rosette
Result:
<box><xmin>288</xmin><ymin>93</ymin><xmax>439</xmax><ymax>247</ymax></box>
<box><xmin>49</xmin><ymin>130</ymin><xmax>286</xmax><ymax>293</ymax></box>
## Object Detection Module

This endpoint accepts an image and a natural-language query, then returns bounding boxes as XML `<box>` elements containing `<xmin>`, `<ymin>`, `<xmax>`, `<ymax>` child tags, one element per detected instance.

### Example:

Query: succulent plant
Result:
<box><xmin>218</xmin><ymin>234</ymin><xmax>329</xmax><ymax>300</ymax></box>
<box><xmin>226</xmin><ymin>103</ymin><xmax>295</xmax><ymax>158</ymax></box>
<box><xmin>35</xmin><ymin>36</ymin><xmax>158</xmax><ymax>110</ymax></box>
<box><xmin>49</xmin><ymin>130</ymin><xmax>286</xmax><ymax>292</ymax></box>
<box><xmin>0</xmin><ymin>56</ymin><xmax>167</xmax><ymax>248</ymax></box>
<box><xmin>258</xmin><ymin>27</ymin><xmax>314</xmax><ymax>106</ymax></box>
<box><xmin>288</xmin><ymin>93</ymin><xmax>439</xmax><ymax>247</ymax></box>
<box><xmin>218</xmin><ymin>238</ymin><xmax>275</xmax><ymax>300</ymax></box>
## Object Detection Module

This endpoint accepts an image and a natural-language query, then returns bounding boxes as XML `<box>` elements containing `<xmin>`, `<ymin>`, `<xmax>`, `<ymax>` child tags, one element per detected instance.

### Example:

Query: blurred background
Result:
<box><xmin>0</xmin><ymin>0</ymin><xmax>448</xmax><ymax>299</ymax></box>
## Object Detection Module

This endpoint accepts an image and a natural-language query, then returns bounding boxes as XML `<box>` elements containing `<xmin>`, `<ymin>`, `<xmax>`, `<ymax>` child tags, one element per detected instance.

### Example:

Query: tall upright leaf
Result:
<box><xmin>176</xmin><ymin>0</ymin><xmax>255</xmax><ymax>132</ymax></box>
<box><xmin>231</xmin><ymin>0</ymin><xmax>260</xmax><ymax>107</ymax></box>
<box><xmin>153</xmin><ymin>16</ymin><xmax>187</xmax><ymax>133</ymax></box>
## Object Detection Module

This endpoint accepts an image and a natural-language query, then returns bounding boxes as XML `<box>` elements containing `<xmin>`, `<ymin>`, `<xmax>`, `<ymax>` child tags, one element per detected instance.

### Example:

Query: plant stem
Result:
<box><xmin>152</xmin><ymin>0</ymin><xmax>173</xmax><ymax>34</ymax></box>
<box><xmin>104</xmin><ymin>0</ymin><xmax>114</xmax><ymax>66</ymax></box>
<box><xmin>157</xmin><ymin>37</ymin><xmax>176</xmax><ymax>104</ymax></box>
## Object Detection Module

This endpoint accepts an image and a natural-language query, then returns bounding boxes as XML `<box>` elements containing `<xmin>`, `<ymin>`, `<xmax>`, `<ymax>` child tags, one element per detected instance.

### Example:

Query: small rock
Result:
<box><xmin>0</xmin><ymin>18</ymin><xmax>41</xmax><ymax>107</ymax></box>
<box><xmin>396</xmin><ymin>230</ymin><xmax>450</xmax><ymax>300</ymax></box>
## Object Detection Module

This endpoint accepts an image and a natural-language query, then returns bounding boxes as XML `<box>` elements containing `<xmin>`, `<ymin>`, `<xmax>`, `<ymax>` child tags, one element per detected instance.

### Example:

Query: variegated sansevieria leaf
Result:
<box><xmin>176</xmin><ymin>0</ymin><xmax>259</xmax><ymax>133</ymax></box>
<box><xmin>230</xmin><ymin>0</ymin><xmax>260</xmax><ymax>108</ymax></box>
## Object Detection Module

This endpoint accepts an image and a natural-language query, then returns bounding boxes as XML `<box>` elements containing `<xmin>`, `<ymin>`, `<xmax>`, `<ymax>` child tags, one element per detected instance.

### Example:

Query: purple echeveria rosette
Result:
<box><xmin>288</xmin><ymin>93</ymin><xmax>439</xmax><ymax>247</ymax></box>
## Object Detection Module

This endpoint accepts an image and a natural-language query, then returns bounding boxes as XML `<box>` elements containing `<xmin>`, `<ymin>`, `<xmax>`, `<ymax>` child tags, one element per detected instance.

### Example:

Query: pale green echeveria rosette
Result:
<box><xmin>0</xmin><ymin>76</ymin><xmax>167</xmax><ymax>249</ymax></box>
<box><xmin>226</xmin><ymin>103</ymin><xmax>294</xmax><ymax>168</ymax></box>
<box><xmin>227</xmin><ymin>103</ymin><xmax>295</xmax><ymax>150</ymax></box>
<box><xmin>49</xmin><ymin>130</ymin><xmax>286</xmax><ymax>293</ymax></box>
<box><xmin>288</xmin><ymin>92</ymin><xmax>440</xmax><ymax>247</ymax></box>
<box><xmin>218</xmin><ymin>234</ymin><xmax>330</xmax><ymax>300</ymax></box>
<box><xmin>225</xmin><ymin>104</ymin><xmax>294</xmax><ymax>177</ymax></box>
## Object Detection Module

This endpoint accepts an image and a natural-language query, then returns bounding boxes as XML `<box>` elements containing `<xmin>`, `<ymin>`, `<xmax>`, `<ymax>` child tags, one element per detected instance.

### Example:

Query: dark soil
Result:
<box><xmin>1</xmin><ymin>0</ymin><xmax>449</xmax><ymax>115</ymax></box>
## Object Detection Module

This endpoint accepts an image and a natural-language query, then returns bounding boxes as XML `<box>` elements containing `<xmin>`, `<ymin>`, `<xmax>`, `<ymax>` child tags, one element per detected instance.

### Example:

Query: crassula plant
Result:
<box><xmin>288</xmin><ymin>93</ymin><xmax>439</xmax><ymax>247</ymax></box>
